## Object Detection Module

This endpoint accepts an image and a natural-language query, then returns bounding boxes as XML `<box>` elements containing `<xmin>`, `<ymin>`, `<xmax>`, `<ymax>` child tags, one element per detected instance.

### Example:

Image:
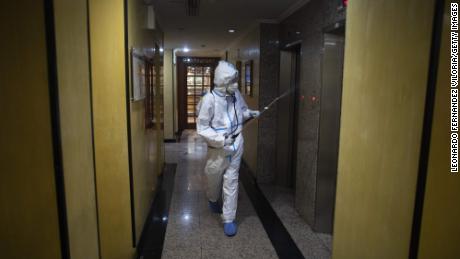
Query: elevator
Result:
<box><xmin>276</xmin><ymin>45</ymin><xmax>300</xmax><ymax>189</ymax></box>
<box><xmin>315</xmin><ymin>23</ymin><xmax>345</xmax><ymax>233</ymax></box>
<box><xmin>276</xmin><ymin>23</ymin><xmax>345</xmax><ymax>234</ymax></box>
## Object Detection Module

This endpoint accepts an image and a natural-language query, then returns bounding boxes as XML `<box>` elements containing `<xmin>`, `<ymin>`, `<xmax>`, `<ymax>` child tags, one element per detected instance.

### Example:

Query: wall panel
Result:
<box><xmin>333</xmin><ymin>0</ymin><xmax>435</xmax><ymax>258</ymax></box>
<box><xmin>126</xmin><ymin>0</ymin><xmax>164</xmax><ymax>244</ymax></box>
<box><xmin>88</xmin><ymin>0</ymin><xmax>134</xmax><ymax>257</ymax></box>
<box><xmin>0</xmin><ymin>1</ymin><xmax>62</xmax><ymax>258</ymax></box>
<box><xmin>164</xmin><ymin>50</ymin><xmax>175</xmax><ymax>140</ymax></box>
<box><xmin>53</xmin><ymin>0</ymin><xmax>100</xmax><ymax>258</ymax></box>
<box><xmin>418</xmin><ymin>1</ymin><xmax>460</xmax><ymax>258</ymax></box>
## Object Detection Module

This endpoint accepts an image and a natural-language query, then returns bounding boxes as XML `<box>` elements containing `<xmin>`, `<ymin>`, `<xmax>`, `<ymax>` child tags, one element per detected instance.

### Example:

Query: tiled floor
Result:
<box><xmin>259</xmin><ymin>184</ymin><xmax>332</xmax><ymax>259</ymax></box>
<box><xmin>162</xmin><ymin>131</ymin><xmax>278</xmax><ymax>259</ymax></box>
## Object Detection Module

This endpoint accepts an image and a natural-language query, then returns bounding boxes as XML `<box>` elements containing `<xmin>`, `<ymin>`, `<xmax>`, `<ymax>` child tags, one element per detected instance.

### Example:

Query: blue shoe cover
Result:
<box><xmin>208</xmin><ymin>200</ymin><xmax>222</xmax><ymax>214</ymax></box>
<box><xmin>224</xmin><ymin>222</ymin><xmax>237</xmax><ymax>236</ymax></box>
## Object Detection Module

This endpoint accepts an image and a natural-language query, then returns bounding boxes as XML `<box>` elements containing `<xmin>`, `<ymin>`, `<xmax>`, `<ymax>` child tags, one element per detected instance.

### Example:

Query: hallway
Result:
<box><xmin>161</xmin><ymin>131</ymin><xmax>277</xmax><ymax>258</ymax></box>
<box><xmin>2</xmin><ymin>0</ymin><xmax>459</xmax><ymax>258</ymax></box>
<box><xmin>142</xmin><ymin>131</ymin><xmax>332</xmax><ymax>259</ymax></box>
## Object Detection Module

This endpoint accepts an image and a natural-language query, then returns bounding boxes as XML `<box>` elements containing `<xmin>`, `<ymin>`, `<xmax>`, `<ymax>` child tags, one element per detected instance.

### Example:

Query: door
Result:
<box><xmin>276</xmin><ymin>46</ymin><xmax>300</xmax><ymax>189</ymax></box>
<box><xmin>315</xmin><ymin>27</ymin><xmax>345</xmax><ymax>233</ymax></box>
<box><xmin>177</xmin><ymin>57</ymin><xmax>219</xmax><ymax>132</ymax></box>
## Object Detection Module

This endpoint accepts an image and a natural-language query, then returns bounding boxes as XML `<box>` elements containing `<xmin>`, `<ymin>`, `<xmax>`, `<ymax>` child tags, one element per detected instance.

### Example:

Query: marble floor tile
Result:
<box><xmin>259</xmin><ymin>184</ymin><xmax>332</xmax><ymax>258</ymax></box>
<box><xmin>161</xmin><ymin>246</ymin><xmax>201</xmax><ymax>259</ymax></box>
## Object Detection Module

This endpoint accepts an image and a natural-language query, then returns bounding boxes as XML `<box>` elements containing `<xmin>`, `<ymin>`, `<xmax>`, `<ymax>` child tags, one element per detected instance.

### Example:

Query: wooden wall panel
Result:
<box><xmin>333</xmin><ymin>0</ymin><xmax>435</xmax><ymax>258</ymax></box>
<box><xmin>0</xmin><ymin>1</ymin><xmax>62</xmax><ymax>258</ymax></box>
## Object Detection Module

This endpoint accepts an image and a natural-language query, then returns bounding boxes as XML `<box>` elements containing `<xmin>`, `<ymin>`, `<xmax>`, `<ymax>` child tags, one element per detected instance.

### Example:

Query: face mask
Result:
<box><xmin>226</xmin><ymin>82</ymin><xmax>238</xmax><ymax>94</ymax></box>
<box><xmin>214</xmin><ymin>84</ymin><xmax>226</xmax><ymax>94</ymax></box>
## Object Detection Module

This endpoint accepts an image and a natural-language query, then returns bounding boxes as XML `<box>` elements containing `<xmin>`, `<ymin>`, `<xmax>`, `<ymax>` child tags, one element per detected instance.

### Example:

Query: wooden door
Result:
<box><xmin>177</xmin><ymin>57</ymin><xmax>219</xmax><ymax>132</ymax></box>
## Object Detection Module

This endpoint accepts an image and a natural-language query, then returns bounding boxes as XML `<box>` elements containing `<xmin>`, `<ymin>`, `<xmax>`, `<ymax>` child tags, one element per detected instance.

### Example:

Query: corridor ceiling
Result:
<box><xmin>151</xmin><ymin>0</ymin><xmax>308</xmax><ymax>56</ymax></box>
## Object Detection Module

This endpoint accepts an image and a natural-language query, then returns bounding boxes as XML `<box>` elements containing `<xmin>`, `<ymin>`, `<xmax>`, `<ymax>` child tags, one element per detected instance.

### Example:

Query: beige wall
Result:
<box><xmin>0</xmin><ymin>1</ymin><xmax>62</xmax><ymax>258</ymax></box>
<box><xmin>154</xmin><ymin>50</ymin><xmax>165</xmax><ymax>176</ymax></box>
<box><xmin>53</xmin><ymin>0</ymin><xmax>100</xmax><ymax>258</ymax></box>
<box><xmin>173</xmin><ymin>54</ymin><xmax>179</xmax><ymax>137</ymax></box>
<box><xmin>333</xmin><ymin>0</ymin><xmax>435</xmax><ymax>258</ymax></box>
<box><xmin>228</xmin><ymin>24</ymin><xmax>260</xmax><ymax>173</ymax></box>
<box><xmin>89</xmin><ymin>0</ymin><xmax>134</xmax><ymax>258</ymax></box>
<box><xmin>126</xmin><ymin>0</ymin><xmax>164</xmax><ymax>244</ymax></box>
<box><xmin>418</xmin><ymin>1</ymin><xmax>460</xmax><ymax>258</ymax></box>
<box><xmin>164</xmin><ymin>50</ymin><xmax>175</xmax><ymax>139</ymax></box>
<box><xmin>2</xmin><ymin>1</ymin><xmax>166</xmax><ymax>258</ymax></box>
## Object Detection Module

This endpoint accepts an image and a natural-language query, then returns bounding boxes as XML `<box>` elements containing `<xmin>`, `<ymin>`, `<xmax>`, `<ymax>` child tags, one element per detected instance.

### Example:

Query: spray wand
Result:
<box><xmin>228</xmin><ymin>88</ymin><xmax>296</xmax><ymax>139</ymax></box>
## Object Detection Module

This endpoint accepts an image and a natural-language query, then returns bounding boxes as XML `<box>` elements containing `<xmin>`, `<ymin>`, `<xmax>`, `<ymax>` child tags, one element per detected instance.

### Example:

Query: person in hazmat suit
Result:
<box><xmin>196</xmin><ymin>60</ymin><xmax>260</xmax><ymax>236</ymax></box>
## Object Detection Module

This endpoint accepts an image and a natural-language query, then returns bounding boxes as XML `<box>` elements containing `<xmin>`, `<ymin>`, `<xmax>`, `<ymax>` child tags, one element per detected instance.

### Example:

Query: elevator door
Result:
<box><xmin>276</xmin><ymin>48</ymin><xmax>300</xmax><ymax>188</ymax></box>
<box><xmin>315</xmin><ymin>31</ymin><xmax>345</xmax><ymax>233</ymax></box>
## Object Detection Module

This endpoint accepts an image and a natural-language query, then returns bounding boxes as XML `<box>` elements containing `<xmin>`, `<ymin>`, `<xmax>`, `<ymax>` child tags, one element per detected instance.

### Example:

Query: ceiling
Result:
<box><xmin>151</xmin><ymin>0</ymin><xmax>308</xmax><ymax>56</ymax></box>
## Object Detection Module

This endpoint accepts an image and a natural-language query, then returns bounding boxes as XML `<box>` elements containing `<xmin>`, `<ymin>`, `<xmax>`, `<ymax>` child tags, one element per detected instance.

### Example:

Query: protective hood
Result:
<box><xmin>214</xmin><ymin>61</ymin><xmax>238</xmax><ymax>87</ymax></box>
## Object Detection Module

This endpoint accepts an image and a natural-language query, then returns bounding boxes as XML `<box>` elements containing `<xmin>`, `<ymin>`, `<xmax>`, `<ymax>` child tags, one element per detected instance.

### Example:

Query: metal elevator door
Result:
<box><xmin>315</xmin><ymin>32</ymin><xmax>345</xmax><ymax>233</ymax></box>
<box><xmin>276</xmin><ymin>49</ymin><xmax>299</xmax><ymax>188</ymax></box>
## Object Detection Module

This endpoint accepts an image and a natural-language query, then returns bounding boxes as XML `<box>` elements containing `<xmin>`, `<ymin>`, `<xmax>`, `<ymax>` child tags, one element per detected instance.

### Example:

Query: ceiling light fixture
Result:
<box><xmin>160</xmin><ymin>48</ymin><xmax>164</xmax><ymax>52</ymax></box>
<box><xmin>228</xmin><ymin>29</ymin><xmax>236</xmax><ymax>33</ymax></box>
<box><xmin>183</xmin><ymin>47</ymin><xmax>190</xmax><ymax>53</ymax></box>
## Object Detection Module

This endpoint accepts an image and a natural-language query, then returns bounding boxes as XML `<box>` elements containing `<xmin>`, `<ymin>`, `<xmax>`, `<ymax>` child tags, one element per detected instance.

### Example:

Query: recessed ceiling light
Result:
<box><xmin>183</xmin><ymin>47</ymin><xmax>190</xmax><ymax>52</ymax></box>
<box><xmin>228</xmin><ymin>29</ymin><xmax>236</xmax><ymax>33</ymax></box>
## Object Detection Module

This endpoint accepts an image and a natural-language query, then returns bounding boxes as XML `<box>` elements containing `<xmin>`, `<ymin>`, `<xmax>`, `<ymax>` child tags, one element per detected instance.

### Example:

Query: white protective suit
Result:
<box><xmin>197</xmin><ymin>61</ymin><xmax>257</xmax><ymax>223</ymax></box>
